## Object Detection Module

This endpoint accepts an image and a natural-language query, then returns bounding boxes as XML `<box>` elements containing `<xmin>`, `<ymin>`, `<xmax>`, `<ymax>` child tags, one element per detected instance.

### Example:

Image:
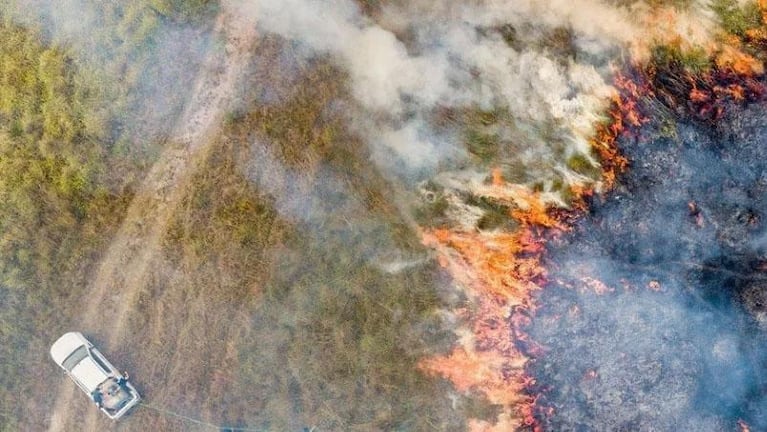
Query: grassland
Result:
<box><xmin>0</xmin><ymin>18</ymin><xmax>133</xmax><ymax>430</ymax></box>
<box><xmin>106</xmin><ymin>37</ymin><xmax>465</xmax><ymax>431</ymax></box>
<box><xmin>0</xmin><ymin>2</ymin><xmax>214</xmax><ymax>430</ymax></box>
<box><xmin>0</xmin><ymin>6</ymin><xmax>470</xmax><ymax>432</ymax></box>
<box><xmin>200</xmin><ymin>48</ymin><xmax>460</xmax><ymax>430</ymax></box>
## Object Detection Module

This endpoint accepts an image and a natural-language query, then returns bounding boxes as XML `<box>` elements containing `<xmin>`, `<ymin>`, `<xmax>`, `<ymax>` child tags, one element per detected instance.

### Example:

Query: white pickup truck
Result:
<box><xmin>50</xmin><ymin>332</ymin><xmax>141</xmax><ymax>419</ymax></box>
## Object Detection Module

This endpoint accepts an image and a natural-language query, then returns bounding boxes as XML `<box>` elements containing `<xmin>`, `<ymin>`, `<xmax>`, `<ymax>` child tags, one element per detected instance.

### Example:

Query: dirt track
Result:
<box><xmin>46</xmin><ymin>3</ymin><xmax>258</xmax><ymax>431</ymax></box>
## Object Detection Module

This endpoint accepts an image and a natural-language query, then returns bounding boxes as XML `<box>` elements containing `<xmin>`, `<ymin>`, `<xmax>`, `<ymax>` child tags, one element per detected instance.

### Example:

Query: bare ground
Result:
<box><xmin>46</xmin><ymin>3</ymin><xmax>259</xmax><ymax>431</ymax></box>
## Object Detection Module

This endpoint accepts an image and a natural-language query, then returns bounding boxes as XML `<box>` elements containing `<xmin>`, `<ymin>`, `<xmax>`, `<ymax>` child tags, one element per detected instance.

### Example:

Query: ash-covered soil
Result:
<box><xmin>530</xmin><ymin>97</ymin><xmax>767</xmax><ymax>430</ymax></box>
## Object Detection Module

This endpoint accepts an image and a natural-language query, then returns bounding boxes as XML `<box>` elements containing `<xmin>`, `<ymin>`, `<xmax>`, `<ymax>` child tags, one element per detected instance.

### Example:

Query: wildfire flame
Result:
<box><xmin>631</xmin><ymin>4</ymin><xmax>765</xmax><ymax>76</ymax></box>
<box><xmin>417</xmin><ymin>6</ymin><xmax>767</xmax><ymax>429</ymax></box>
<box><xmin>419</xmin><ymin>225</ymin><xmax>547</xmax><ymax>431</ymax></box>
<box><xmin>417</xmin><ymin>69</ymin><xmax>638</xmax><ymax>430</ymax></box>
<box><xmin>479</xmin><ymin>169</ymin><xmax>564</xmax><ymax>229</ymax></box>
<box><xmin>738</xmin><ymin>419</ymin><xmax>751</xmax><ymax>432</ymax></box>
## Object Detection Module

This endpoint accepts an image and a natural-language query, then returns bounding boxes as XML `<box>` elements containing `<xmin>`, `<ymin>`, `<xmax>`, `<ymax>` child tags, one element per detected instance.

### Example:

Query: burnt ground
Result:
<box><xmin>529</xmin><ymin>92</ymin><xmax>767</xmax><ymax>430</ymax></box>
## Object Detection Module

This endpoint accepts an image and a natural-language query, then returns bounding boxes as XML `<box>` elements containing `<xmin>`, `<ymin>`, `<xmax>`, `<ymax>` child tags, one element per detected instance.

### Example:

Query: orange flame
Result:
<box><xmin>636</xmin><ymin>5</ymin><xmax>764</xmax><ymax>76</ymax></box>
<box><xmin>738</xmin><ymin>419</ymin><xmax>751</xmax><ymax>432</ymax></box>
<box><xmin>719</xmin><ymin>0</ymin><xmax>767</xmax><ymax>75</ymax></box>
<box><xmin>491</xmin><ymin>167</ymin><xmax>504</xmax><ymax>187</ymax></box>
<box><xmin>419</xmin><ymin>226</ymin><xmax>547</xmax><ymax>430</ymax></box>
<box><xmin>583</xmin><ymin>73</ymin><xmax>639</xmax><ymax>193</ymax></box>
<box><xmin>440</xmin><ymin>92</ymin><xmax>646</xmax><ymax>432</ymax></box>
<box><xmin>480</xmin><ymin>171</ymin><xmax>564</xmax><ymax>229</ymax></box>
<box><xmin>715</xmin><ymin>44</ymin><xmax>764</xmax><ymax>75</ymax></box>
<box><xmin>417</xmin><ymin>70</ymin><xmax>638</xmax><ymax>429</ymax></box>
<box><xmin>412</xmin><ymin>5</ymin><xmax>767</xmax><ymax>429</ymax></box>
<box><xmin>416</xmin><ymin>7</ymin><xmax>767</xmax><ymax>429</ymax></box>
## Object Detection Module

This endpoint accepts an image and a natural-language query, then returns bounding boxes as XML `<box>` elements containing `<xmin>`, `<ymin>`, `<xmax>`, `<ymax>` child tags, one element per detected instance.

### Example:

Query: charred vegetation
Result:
<box><xmin>530</xmin><ymin>54</ymin><xmax>767</xmax><ymax>431</ymax></box>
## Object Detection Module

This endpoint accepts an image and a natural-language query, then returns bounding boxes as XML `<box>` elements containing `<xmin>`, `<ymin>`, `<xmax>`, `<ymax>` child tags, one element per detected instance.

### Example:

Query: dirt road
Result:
<box><xmin>46</xmin><ymin>3</ymin><xmax>258</xmax><ymax>431</ymax></box>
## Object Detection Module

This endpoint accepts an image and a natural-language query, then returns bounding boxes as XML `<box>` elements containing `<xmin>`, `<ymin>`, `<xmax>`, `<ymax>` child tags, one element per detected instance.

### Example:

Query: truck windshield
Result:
<box><xmin>62</xmin><ymin>346</ymin><xmax>89</xmax><ymax>372</ymax></box>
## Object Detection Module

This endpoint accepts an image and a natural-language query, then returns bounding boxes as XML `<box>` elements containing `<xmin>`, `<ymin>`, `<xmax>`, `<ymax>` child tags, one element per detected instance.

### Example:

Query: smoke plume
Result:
<box><xmin>1</xmin><ymin>0</ymin><xmax>215</xmax><ymax>150</ymax></box>
<box><xmin>235</xmin><ymin>1</ymin><xmax>763</xmax><ymax>430</ymax></box>
<box><xmin>238</xmin><ymin>0</ymin><xmax>715</xmax><ymax>187</ymax></box>
<box><xmin>8</xmin><ymin>0</ymin><xmax>764</xmax><ymax>430</ymax></box>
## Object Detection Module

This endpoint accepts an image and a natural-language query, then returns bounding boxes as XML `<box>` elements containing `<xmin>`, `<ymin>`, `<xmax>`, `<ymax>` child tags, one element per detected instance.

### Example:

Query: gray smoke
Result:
<box><xmin>1</xmin><ymin>0</ymin><xmax>215</xmax><ymax>150</ymax></box>
<box><xmin>531</xmin><ymin>97</ymin><xmax>767</xmax><ymax>430</ymax></box>
<box><xmin>235</xmin><ymin>0</ymin><xmax>654</xmax><ymax>186</ymax></box>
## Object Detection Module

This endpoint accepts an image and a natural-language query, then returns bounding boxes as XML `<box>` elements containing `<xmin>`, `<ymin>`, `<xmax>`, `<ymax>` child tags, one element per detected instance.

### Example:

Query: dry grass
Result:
<box><xmin>38</xmin><ymin>35</ymin><xmax>467</xmax><ymax>432</ymax></box>
<box><xmin>155</xmin><ymin>40</ymin><xmax>463</xmax><ymax>430</ymax></box>
<box><xmin>0</xmin><ymin>5</ymin><xmax>490</xmax><ymax>430</ymax></box>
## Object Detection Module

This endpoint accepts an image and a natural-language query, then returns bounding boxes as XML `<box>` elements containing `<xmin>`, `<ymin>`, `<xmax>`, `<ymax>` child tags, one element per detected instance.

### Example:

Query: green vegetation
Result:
<box><xmin>1</xmin><ymin>0</ymin><xmax>218</xmax><ymax>161</ymax></box>
<box><xmin>710</xmin><ymin>0</ymin><xmax>763</xmax><ymax>38</ymax></box>
<box><xmin>466</xmin><ymin>194</ymin><xmax>518</xmax><ymax>232</ymax></box>
<box><xmin>459</xmin><ymin>107</ymin><xmax>509</xmax><ymax>164</ymax></box>
<box><xmin>566</xmin><ymin>152</ymin><xmax>602</xmax><ymax>179</ymax></box>
<box><xmin>0</xmin><ymin>2</ymin><xmax>218</xmax><ymax>429</ymax></box>
<box><xmin>646</xmin><ymin>0</ymin><xmax>694</xmax><ymax>8</ymax></box>
<box><xmin>538</xmin><ymin>26</ymin><xmax>576</xmax><ymax>63</ymax></box>
<box><xmin>0</xmin><ymin>21</ymin><xmax>125</xmax><ymax>421</ymax></box>
<box><xmin>0</xmin><ymin>6</ymin><xmax>466</xmax><ymax>432</ymax></box>
<box><xmin>354</xmin><ymin>0</ymin><xmax>385</xmax><ymax>16</ymax></box>
<box><xmin>608</xmin><ymin>0</ymin><xmax>694</xmax><ymax>8</ymax></box>
<box><xmin>497</xmin><ymin>23</ymin><xmax>523</xmax><ymax>51</ymax></box>
<box><xmin>650</xmin><ymin>43</ymin><xmax>712</xmax><ymax>74</ymax></box>
<box><xmin>236</xmin><ymin>235</ymin><xmax>454</xmax><ymax>430</ymax></box>
<box><xmin>414</xmin><ymin>182</ymin><xmax>451</xmax><ymax>227</ymax></box>
<box><xmin>147</xmin><ymin>0</ymin><xmax>218</xmax><ymax>23</ymax></box>
<box><xmin>465</xmin><ymin>129</ymin><xmax>501</xmax><ymax>163</ymax></box>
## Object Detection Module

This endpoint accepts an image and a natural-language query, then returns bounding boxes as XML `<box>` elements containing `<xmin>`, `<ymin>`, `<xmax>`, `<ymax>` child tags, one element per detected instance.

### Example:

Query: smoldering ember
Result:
<box><xmin>419</xmin><ymin>24</ymin><xmax>767</xmax><ymax>432</ymax></box>
<box><xmin>529</xmin><ymin>65</ymin><xmax>767</xmax><ymax>430</ymax></box>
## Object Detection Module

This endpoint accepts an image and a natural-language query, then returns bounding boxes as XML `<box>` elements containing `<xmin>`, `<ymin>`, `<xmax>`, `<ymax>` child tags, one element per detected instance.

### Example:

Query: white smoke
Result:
<box><xmin>235</xmin><ymin>0</ymin><xmax>717</xmax><ymax>190</ymax></box>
